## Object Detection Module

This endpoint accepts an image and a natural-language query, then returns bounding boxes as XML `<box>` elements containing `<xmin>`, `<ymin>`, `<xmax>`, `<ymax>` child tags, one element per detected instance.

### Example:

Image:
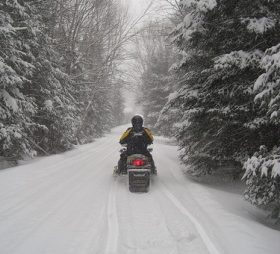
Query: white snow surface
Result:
<box><xmin>241</xmin><ymin>17</ymin><xmax>276</xmax><ymax>34</ymax></box>
<box><xmin>0</xmin><ymin>125</ymin><xmax>279</xmax><ymax>254</ymax></box>
<box><xmin>1</xmin><ymin>89</ymin><xmax>19</xmax><ymax>112</ymax></box>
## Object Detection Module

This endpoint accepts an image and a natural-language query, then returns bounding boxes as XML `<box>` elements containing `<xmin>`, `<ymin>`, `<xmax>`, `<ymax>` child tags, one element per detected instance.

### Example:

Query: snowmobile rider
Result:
<box><xmin>117</xmin><ymin>115</ymin><xmax>156</xmax><ymax>174</ymax></box>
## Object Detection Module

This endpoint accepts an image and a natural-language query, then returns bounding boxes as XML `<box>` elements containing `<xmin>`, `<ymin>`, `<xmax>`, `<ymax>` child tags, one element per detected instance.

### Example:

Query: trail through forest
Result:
<box><xmin>0</xmin><ymin>126</ymin><xmax>279</xmax><ymax>254</ymax></box>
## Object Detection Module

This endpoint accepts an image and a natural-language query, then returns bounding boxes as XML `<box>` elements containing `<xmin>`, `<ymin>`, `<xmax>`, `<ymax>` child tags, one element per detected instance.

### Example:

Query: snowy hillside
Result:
<box><xmin>0</xmin><ymin>126</ymin><xmax>279</xmax><ymax>254</ymax></box>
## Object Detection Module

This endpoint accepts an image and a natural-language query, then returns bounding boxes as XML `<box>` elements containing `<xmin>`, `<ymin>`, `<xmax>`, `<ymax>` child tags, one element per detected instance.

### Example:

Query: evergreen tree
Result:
<box><xmin>164</xmin><ymin>0</ymin><xmax>280</xmax><ymax>177</ymax></box>
<box><xmin>242</xmin><ymin>13</ymin><xmax>280</xmax><ymax>220</ymax></box>
<box><xmin>30</xmin><ymin>1</ymin><xmax>79</xmax><ymax>153</ymax></box>
<box><xmin>0</xmin><ymin>0</ymin><xmax>40</xmax><ymax>158</ymax></box>
<box><xmin>254</xmin><ymin>43</ymin><xmax>280</xmax><ymax>124</ymax></box>
<box><xmin>243</xmin><ymin>146</ymin><xmax>280</xmax><ymax>222</ymax></box>
<box><xmin>141</xmin><ymin>47</ymin><xmax>175</xmax><ymax>129</ymax></box>
<box><xmin>1</xmin><ymin>0</ymin><xmax>127</xmax><ymax>161</ymax></box>
<box><xmin>0</xmin><ymin>1</ymin><xmax>79</xmax><ymax>159</ymax></box>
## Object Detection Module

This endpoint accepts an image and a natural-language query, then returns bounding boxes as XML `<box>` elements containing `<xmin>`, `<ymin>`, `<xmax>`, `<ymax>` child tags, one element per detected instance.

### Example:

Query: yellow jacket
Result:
<box><xmin>119</xmin><ymin>127</ymin><xmax>153</xmax><ymax>145</ymax></box>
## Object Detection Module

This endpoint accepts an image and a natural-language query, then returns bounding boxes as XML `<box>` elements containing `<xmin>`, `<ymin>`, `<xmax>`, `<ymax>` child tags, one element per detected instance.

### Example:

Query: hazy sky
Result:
<box><xmin>119</xmin><ymin>0</ymin><xmax>154</xmax><ymax>115</ymax></box>
<box><xmin>120</xmin><ymin>0</ymin><xmax>168</xmax><ymax>116</ymax></box>
<box><xmin>122</xmin><ymin>0</ymin><xmax>154</xmax><ymax>17</ymax></box>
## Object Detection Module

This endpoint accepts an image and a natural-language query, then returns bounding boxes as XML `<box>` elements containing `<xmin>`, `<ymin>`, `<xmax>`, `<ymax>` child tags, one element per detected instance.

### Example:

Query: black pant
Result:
<box><xmin>118</xmin><ymin>151</ymin><xmax>155</xmax><ymax>174</ymax></box>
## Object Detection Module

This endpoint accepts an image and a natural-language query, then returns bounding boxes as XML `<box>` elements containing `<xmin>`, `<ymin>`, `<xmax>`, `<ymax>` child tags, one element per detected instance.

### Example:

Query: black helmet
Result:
<box><xmin>131</xmin><ymin>115</ymin><xmax>143</xmax><ymax>131</ymax></box>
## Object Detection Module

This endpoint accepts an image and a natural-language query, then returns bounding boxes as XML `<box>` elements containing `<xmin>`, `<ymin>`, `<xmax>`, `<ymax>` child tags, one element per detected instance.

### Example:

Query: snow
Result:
<box><xmin>243</xmin><ymin>148</ymin><xmax>280</xmax><ymax>179</ymax></box>
<box><xmin>160</xmin><ymin>187</ymin><xmax>220</xmax><ymax>254</ymax></box>
<box><xmin>0</xmin><ymin>125</ymin><xmax>279</xmax><ymax>254</ymax></box>
<box><xmin>253</xmin><ymin>43</ymin><xmax>280</xmax><ymax>119</ymax></box>
<box><xmin>0</xmin><ymin>59</ymin><xmax>16</xmax><ymax>74</ymax></box>
<box><xmin>270</xmin><ymin>111</ymin><xmax>278</xmax><ymax>119</ymax></box>
<box><xmin>272</xmin><ymin>161</ymin><xmax>280</xmax><ymax>178</ymax></box>
<box><xmin>214</xmin><ymin>50</ymin><xmax>263</xmax><ymax>70</ymax></box>
<box><xmin>261</xmin><ymin>44</ymin><xmax>280</xmax><ymax>70</ymax></box>
<box><xmin>54</xmin><ymin>96</ymin><xmax>63</xmax><ymax>106</ymax></box>
<box><xmin>183</xmin><ymin>15</ymin><xmax>203</xmax><ymax>41</ymax></box>
<box><xmin>11</xmin><ymin>88</ymin><xmax>24</xmax><ymax>99</ymax></box>
<box><xmin>1</xmin><ymin>89</ymin><xmax>19</xmax><ymax>112</ymax></box>
<box><xmin>167</xmin><ymin>91</ymin><xmax>179</xmax><ymax>102</ymax></box>
<box><xmin>176</xmin><ymin>0</ymin><xmax>217</xmax><ymax>42</ymax></box>
<box><xmin>13</xmin><ymin>130</ymin><xmax>22</xmax><ymax>139</ymax></box>
<box><xmin>243</xmin><ymin>156</ymin><xmax>259</xmax><ymax>177</ymax></box>
<box><xmin>241</xmin><ymin>17</ymin><xmax>276</xmax><ymax>34</ymax></box>
<box><xmin>44</xmin><ymin>100</ymin><xmax>53</xmax><ymax>111</ymax></box>
<box><xmin>105</xmin><ymin>181</ymin><xmax>119</xmax><ymax>254</ymax></box>
<box><xmin>197</xmin><ymin>0</ymin><xmax>217</xmax><ymax>12</ymax></box>
<box><xmin>182</xmin><ymin>13</ymin><xmax>191</xmax><ymax>27</ymax></box>
<box><xmin>181</xmin><ymin>0</ymin><xmax>217</xmax><ymax>12</ymax></box>
<box><xmin>253</xmin><ymin>73</ymin><xmax>266</xmax><ymax>91</ymax></box>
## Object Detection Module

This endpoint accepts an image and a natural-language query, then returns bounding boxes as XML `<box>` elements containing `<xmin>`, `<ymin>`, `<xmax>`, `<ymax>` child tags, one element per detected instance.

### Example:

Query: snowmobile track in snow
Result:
<box><xmin>105</xmin><ymin>180</ymin><xmax>119</xmax><ymax>254</ymax></box>
<box><xmin>159</xmin><ymin>181</ymin><xmax>221</xmax><ymax>254</ymax></box>
<box><xmin>1</xmin><ymin>126</ymin><xmax>279</xmax><ymax>254</ymax></box>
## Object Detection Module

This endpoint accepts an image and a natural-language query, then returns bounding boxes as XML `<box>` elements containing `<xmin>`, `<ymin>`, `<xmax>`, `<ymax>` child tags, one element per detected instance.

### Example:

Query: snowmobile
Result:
<box><xmin>114</xmin><ymin>147</ymin><xmax>154</xmax><ymax>193</ymax></box>
<box><xmin>127</xmin><ymin>152</ymin><xmax>153</xmax><ymax>192</ymax></box>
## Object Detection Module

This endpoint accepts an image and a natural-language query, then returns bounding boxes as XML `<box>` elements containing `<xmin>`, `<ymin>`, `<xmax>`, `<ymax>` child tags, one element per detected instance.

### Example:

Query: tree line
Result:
<box><xmin>0</xmin><ymin>0</ymin><xmax>128</xmax><ymax>160</ymax></box>
<box><xmin>1</xmin><ymin>0</ymin><xmax>279</xmax><ymax>222</ymax></box>
<box><xmin>135</xmin><ymin>0</ymin><xmax>280</xmax><ymax>221</ymax></box>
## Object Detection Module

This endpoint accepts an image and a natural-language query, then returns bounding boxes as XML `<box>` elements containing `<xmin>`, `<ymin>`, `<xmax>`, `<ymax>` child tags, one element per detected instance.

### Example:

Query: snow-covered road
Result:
<box><xmin>0</xmin><ymin>126</ymin><xmax>279</xmax><ymax>254</ymax></box>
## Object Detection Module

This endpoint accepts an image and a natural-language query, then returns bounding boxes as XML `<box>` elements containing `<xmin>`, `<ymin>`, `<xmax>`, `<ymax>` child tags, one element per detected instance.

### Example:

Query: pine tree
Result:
<box><xmin>164</xmin><ymin>0</ymin><xmax>280</xmax><ymax>177</ymax></box>
<box><xmin>30</xmin><ymin>1</ymin><xmax>79</xmax><ymax>153</ymax></box>
<box><xmin>0</xmin><ymin>0</ymin><xmax>80</xmax><ymax>158</ymax></box>
<box><xmin>254</xmin><ymin>43</ymin><xmax>280</xmax><ymax>124</ymax></box>
<box><xmin>241</xmin><ymin>3</ymin><xmax>280</xmax><ymax>219</ymax></box>
<box><xmin>1</xmin><ymin>0</ymin><xmax>127</xmax><ymax>162</ymax></box>
<box><xmin>141</xmin><ymin>47</ymin><xmax>175</xmax><ymax>129</ymax></box>
<box><xmin>243</xmin><ymin>146</ymin><xmax>280</xmax><ymax>222</ymax></box>
<box><xmin>0</xmin><ymin>0</ymin><xmax>40</xmax><ymax>158</ymax></box>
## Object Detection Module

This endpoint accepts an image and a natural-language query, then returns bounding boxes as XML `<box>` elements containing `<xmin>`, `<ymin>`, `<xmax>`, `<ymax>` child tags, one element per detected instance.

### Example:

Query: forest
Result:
<box><xmin>1</xmin><ymin>0</ymin><xmax>280</xmax><ymax>221</ymax></box>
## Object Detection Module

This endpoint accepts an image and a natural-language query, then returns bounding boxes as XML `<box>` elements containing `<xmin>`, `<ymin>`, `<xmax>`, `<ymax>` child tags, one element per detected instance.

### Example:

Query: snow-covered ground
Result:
<box><xmin>0</xmin><ymin>126</ymin><xmax>279</xmax><ymax>254</ymax></box>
